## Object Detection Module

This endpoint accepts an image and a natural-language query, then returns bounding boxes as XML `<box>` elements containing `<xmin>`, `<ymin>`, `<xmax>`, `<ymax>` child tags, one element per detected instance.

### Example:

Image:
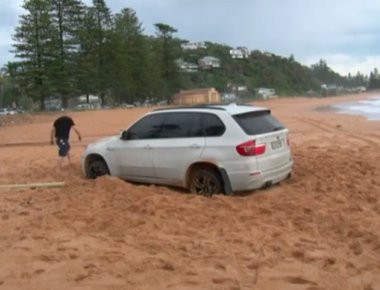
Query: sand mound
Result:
<box><xmin>0</xmin><ymin>94</ymin><xmax>379</xmax><ymax>289</ymax></box>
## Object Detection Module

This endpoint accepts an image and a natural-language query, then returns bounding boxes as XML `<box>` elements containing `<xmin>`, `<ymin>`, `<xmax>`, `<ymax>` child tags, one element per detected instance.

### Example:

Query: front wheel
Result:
<box><xmin>189</xmin><ymin>169</ymin><xmax>223</xmax><ymax>196</ymax></box>
<box><xmin>87</xmin><ymin>159</ymin><xmax>109</xmax><ymax>179</ymax></box>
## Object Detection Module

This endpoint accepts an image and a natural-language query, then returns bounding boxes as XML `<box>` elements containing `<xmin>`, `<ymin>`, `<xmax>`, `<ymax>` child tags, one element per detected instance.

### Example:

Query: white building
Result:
<box><xmin>181</xmin><ymin>41</ymin><xmax>207</xmax><ymax>50</ymax></box>
<box><xmin>78</xmin><ymin>95</ymin><xmax>100</xmax><ymax>103</ymax></box>
<box><xmin>222</xmin><ymin>93</ymin><xmax>239</xmax><ymax>102</ymax></box>
<box><xmin>198</xmin><ymin>56</ymin><xmax>221</xmax><ymax>69</ymax></box>
<box><xmin>75</xmin><ymin>95</ymin><xmax>101</xmax><ymax>109</ymax></box>
<box><xmin>256</xmin><ymin>88</ymin><xmax>277</xmax><ymax>100</ymax></box>
<box><xmin>235</xmin><ymin>85</ymin><xmax>247</xmax><ymax>92</ymax></box>
<box><xmin>230</xmin><ymin>47</ymin><xmax>250</xmax><ymax>59</ymax></box>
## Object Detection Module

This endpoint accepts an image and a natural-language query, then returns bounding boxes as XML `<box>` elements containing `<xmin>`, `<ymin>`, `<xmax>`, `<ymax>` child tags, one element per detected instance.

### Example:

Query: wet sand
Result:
<box><xmin>0</xmin><ymin>93</ymin><xmax>379</xmax><ymax>290</ymax></box>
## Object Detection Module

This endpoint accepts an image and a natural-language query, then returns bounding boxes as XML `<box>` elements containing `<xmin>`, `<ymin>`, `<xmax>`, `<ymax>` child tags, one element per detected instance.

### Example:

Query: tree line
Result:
<box><xmin>3</xmin><ymin>0</ymin><xmax>181</xmax><ymax>110</ymax></box>
<box><xmin>0</xmin><ymin>0</ymin><xmax>377</xmax><ymax>111</ymax></box>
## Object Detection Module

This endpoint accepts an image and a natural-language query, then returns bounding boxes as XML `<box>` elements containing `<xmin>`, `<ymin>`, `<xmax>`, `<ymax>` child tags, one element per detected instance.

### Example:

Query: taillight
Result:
<box><xmin>236</xmin><ymin>140</ymin><xmax>266</xmax><ymax>156</ymax></box>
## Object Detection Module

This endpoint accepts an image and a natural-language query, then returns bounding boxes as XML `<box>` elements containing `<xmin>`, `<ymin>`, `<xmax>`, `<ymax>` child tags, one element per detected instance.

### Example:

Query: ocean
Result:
<box><xmin>332</xmin><ymin>96</ymin><xmax>380</xmax><ymax>121</ymax></box>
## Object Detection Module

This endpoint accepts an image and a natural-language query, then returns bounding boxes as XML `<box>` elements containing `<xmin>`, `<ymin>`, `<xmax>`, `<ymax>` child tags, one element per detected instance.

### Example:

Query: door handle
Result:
<box><xmin>190</xmin><ymin>144</ymin><xmax>201</xmax><ymax>149</ymax></box>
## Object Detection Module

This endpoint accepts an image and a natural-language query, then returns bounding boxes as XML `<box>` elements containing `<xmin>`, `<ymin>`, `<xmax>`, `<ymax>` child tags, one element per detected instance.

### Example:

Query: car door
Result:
<box><xmin>108</xmin><ymin>113</ymin><xmax>164</xmax><ymax>179</ymax></box>
<box><xmin>152</xmin><ymin>112</ymin><xmax>205</xmax><ymax>184</ymax></box>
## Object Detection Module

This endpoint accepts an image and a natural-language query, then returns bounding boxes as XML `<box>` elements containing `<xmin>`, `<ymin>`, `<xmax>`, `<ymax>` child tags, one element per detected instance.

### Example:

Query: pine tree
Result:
<box><xmin>110</xmin><ymin>8</ymin><xmax>151</xmax><ymax>104</ymax></box>
<box><xmin>12</xmin><ymin>0</ymin><xmax>55</xmax><ymax>110</ymax></box>
<box><xmin>75</xmin><ymin>0</ymin><xmax>112</xmax><ymax>105</ymax></box>
<box><xmin>91</xmin><ymin>0</ymin><xmax>112</xmax><ymax>105</ymax></box>
<box><xmin>0</xmin><ymin>63</ymin><xmax>20</xmax><ymax>107</ymax></box>
<box><xmin>368</xmin><ymin>68</ymin><xmax>380</xmax><ymax>90</ymax></box>
<box><xmin>154</xmin><ymin>23</ymin><xmax>180</xmax><ymax>101</ymax></box>
<box><xmin>75</xmin><ymin>6</ymin><xmax>98</xmax><ymax>103</ymax></box>
<box><xmin>49</xmin><ymin>0</ymin><xmax>84</xmax><ymax>108</ymax></box>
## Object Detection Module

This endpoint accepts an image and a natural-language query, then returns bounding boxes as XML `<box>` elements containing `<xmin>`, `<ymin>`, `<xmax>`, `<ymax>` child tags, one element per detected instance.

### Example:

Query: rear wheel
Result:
<box><xmin>87</xmin><ymin>159</ymin><xmax>109</xmax><ymax>179</ymax></box>
<box><xmin>189</xmin><ymin>169</ymin><xmax>222</xmax><ymax>196</ymax></box>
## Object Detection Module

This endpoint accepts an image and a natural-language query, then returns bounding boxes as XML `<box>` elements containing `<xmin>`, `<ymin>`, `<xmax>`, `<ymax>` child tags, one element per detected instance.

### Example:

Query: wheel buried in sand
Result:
<box><xmin>87</xmin><ymin>160</ymin><xmax>109</xmax><ymax>179</ymax></box>
<box><xmin>190</xmin><ymin>169</ymin><xmax>222</xmax><ymax>196</ymax></box>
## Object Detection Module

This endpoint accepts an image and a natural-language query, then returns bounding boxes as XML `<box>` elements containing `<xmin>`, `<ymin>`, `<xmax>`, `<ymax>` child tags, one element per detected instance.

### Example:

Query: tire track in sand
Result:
<box><xmin>294</xmin><ymin>116</ymin><xmax>380</xmax><ymax>148</ymax></box>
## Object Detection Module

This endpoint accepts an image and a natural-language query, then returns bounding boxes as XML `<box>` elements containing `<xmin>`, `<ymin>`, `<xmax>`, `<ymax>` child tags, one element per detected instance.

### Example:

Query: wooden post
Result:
<box><xmin>0</xmin><ymin>182</ymin><xmax>65</xmax><ymax>189</ymax></box>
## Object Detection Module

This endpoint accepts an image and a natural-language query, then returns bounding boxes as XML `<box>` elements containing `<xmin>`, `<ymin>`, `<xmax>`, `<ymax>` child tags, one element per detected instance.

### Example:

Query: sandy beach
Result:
<box><xmin>0</xmin><ymin>93</ymin><xmax>379</xmax><ymax>290</ymax></box>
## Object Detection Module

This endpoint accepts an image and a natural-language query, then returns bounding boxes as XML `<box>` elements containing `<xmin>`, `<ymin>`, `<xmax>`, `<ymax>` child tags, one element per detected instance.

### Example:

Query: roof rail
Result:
<box><xmin>228</xmin><ymin>102</ymin><xmax>255</xmax><ymax>107</ymax></box>
<box><xmin>154</xmin><ymin>104</ymin><xmax>226</xmax><ymax>111</ymax></box>
<box><xmin>153</xmin><ymin>102</ymin><xmax>256</xmax><ymax>112</ymax></box>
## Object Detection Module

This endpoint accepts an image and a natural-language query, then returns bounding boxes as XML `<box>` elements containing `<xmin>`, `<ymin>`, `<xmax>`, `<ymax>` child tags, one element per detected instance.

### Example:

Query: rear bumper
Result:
<box><xmin>229</xmin><ymin>160</ymin><xmax>293</xmax><ymax>192</ymax></box>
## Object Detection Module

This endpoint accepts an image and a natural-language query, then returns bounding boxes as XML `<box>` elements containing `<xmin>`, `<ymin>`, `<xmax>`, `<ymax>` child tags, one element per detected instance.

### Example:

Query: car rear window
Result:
<box><xmin>233</xmin><ymin>110</ymin><xmax>284</xmax><ymax>135</ymax></box>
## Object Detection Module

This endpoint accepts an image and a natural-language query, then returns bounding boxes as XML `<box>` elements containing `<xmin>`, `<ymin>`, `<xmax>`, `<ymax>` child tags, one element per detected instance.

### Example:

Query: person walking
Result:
<box><xmin>50</xmin><ymin>115</ymin><xmax>82</xmax><ymax>168</ymax></box>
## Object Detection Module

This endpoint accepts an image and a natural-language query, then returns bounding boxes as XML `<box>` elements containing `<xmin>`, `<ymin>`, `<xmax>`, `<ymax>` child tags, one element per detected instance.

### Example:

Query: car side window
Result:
<box><xmin>160</xmin><ymin>113</ymin><xmax>203</xmax><ymax>138</ymax></box>
<box><xmin>201</xmin><ymin>113</ymin><xmax>225</xmax><ymax>136</ymax></box>
<box><xmin>126</xmin><ymin>114</ymin><xmax>164</xmax><ymax>140</ymax></box>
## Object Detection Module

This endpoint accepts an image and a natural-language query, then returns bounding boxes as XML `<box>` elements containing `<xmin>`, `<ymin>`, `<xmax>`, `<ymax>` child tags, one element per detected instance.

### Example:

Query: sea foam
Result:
<box><xmin>333</xmin><ymin>96</ymin><xmax>380</xmax><ymax>121</ymax></box>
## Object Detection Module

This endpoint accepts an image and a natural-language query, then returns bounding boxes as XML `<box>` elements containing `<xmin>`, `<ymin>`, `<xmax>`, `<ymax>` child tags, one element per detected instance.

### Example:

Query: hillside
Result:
<box><xmin>177</xmin><ymin>41</ymin><xmax>367</xmax><ymax>98</ymax></box>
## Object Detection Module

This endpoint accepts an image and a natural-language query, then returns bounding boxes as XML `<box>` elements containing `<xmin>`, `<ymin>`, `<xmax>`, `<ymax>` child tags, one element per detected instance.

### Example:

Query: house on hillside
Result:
<box><xmin>181</xmin><ymin>41</ymin><xmax>207</xmax><ymax>50</ymax></box>
<box><xmin>172</xmin><ymin>88</ymin><xmax>221</xmax><ymax>105</ymax></box>
<box><xmin>230</xmin><ymin>47</ymin><xmax>250</xmax><ymax>59</ymax></box>
<box><xmin>198</xmin><ymin>56</ymin><xmax>221</xmax><ymax>69</ymax></box>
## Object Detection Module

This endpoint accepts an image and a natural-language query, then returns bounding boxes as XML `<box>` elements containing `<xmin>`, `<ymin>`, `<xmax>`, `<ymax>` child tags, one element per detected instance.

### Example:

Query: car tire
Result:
<box><xmin>189</xmin><ymin>169</ymin><xmax>223</xmax><ymax>196</ymax></box>
<box><xmin>87</xmin><ymin>159</ymin><xmax>109</xmax><ymax>179</ymax></box>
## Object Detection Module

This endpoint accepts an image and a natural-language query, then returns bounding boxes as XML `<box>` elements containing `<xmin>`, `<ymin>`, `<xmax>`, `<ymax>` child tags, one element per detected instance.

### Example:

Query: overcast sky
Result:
<box><xmin>2</xmin><ymin>0</ymin><xmax>380</xmax><ymax>75</ymax></box>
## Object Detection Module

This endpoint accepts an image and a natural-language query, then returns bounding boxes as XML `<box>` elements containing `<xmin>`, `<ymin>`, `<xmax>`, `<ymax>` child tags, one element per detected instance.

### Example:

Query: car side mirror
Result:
<box><xmin>121</xmin><ymin>130</ymin><xmax>129</xmax><ymax>140</ymax></box>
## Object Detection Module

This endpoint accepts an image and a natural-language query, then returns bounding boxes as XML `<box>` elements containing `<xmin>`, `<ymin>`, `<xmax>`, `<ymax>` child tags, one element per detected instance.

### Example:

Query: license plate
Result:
<box><xmin>271</xmin><ymin>139</ymin><xmax>282</xmax><ymax>150</ymax></box>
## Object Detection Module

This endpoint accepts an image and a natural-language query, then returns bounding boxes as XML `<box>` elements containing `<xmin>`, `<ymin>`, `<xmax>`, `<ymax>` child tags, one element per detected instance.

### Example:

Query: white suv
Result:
<box><xmin>81</xmin><ymin>104</ymin><xmax>293</xmax><ymax>195</ymax></box>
